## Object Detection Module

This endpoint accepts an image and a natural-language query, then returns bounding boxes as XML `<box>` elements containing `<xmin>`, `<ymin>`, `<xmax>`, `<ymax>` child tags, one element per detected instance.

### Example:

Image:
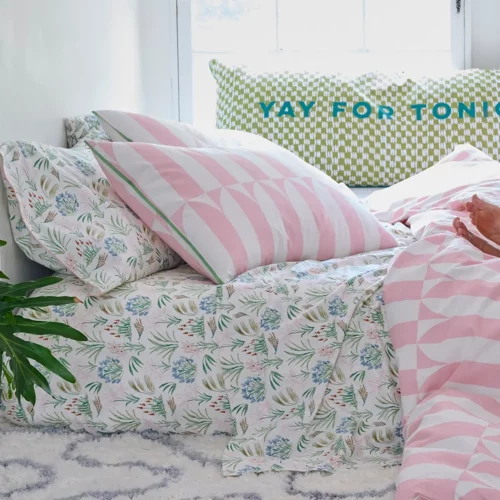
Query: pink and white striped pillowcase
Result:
<box><xmin>87</xmin><ymin>140</ymin><xmax>397</xmax><ymax>283</ymax></box>
<box><xmin>93</xmin><ymin>109</ymin><xmax>280</xmax><ymax>150</ymax></box>
<box><xmin>397</xmin><ymin>390</ymin><xmax>500</xmax><ymax>500</ymax></box>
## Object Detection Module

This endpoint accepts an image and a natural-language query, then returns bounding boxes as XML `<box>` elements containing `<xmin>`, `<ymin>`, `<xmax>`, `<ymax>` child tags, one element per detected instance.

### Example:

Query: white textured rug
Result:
<box><xmin>0</xmin><ymin>418</ymin><xmax>398</xmax><ymax>500</ymax></box>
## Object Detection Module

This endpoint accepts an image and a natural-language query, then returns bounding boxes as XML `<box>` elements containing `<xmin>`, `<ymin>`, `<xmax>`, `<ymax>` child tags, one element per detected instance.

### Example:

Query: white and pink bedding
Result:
<box><xmin>397</xmin><ymin>390</ymin><xmax>500</xmax><ymax>500</ymax></box>
<box><xmin>4</xmin><ymin>125</ymin><xmax>500</xmax><ymax>490</ymax></box>
<box><xmin>376</xmin><ymin>145</ymin><xmax>500</xmax><ymax>498</ymax></box>
<box><xmin>1</xmin><ymin>224</ymin><xmax>412</xmax><ymax>477</ymax></box>
<box><xmin>86</xmin><ymin>140</ymin><xmax>397</xmax><ymax>284</ymax></box>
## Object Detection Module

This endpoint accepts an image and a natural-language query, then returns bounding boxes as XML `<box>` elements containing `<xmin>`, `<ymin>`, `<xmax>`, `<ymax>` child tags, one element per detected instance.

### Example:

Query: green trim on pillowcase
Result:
<box><xmin>86</xmin><ymin>142</ymin><xmax>223</xmax><ymax>284</ymax></box>
<box><xmin>92</xmin><ymin>111</ymin><xmax>133</xmax><ymax>143</ymax></box>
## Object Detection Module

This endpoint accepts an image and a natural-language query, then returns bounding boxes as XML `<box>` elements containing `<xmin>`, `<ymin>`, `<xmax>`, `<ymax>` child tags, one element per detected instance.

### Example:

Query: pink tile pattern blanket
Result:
<box><xmin>378</xmin><ymin>145</ymin><xmax>500</xmax><ymax>498</ymax></box>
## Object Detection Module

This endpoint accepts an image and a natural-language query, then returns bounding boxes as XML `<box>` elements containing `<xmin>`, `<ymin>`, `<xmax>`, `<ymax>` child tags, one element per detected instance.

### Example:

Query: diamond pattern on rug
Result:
<box><xmin>0</xmin><ymin>418</ymin><xmax>398</xmax><ymax>500</ymax></box>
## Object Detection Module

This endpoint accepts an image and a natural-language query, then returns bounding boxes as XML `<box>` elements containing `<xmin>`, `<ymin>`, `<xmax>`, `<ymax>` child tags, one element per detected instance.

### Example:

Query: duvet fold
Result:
<box><xmin>379</xmin><ymin>147</ymin><xmax>500</xmax><ymax>498</ymax></box>
<box><xmin>2</xmin><ymin>229</ymin><xmax>410</xmax><ymax>477</ymax></box>
<box><xmin>220</xmin><ymin>250</ymin><xmax>405</xmax><ymax>476</ymax></box>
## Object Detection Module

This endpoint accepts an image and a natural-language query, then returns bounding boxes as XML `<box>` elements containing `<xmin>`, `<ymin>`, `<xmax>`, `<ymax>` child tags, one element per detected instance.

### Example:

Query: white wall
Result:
<box><xmin>138</xmin><ymin>0</ymin><xmax>177</xmax><ymax>120</ymax></box>
<box><xmin>0</xmin><ymin>0</ymin><xmax>146</xmax><ymax>282</ymax></box>
<box><xmin>470</xmin><ymin>0</ymin><xmax>500</xmax><ymax>69</ymax></box>
<box><xmin>0</xmin><ymin>0</ymin><xmax>143</xmax><ymax>146</ymax></box>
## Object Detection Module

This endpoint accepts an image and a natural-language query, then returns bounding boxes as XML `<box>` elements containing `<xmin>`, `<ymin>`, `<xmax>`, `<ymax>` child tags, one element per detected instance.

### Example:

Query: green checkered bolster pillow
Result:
<box><xmin>209</xmin><ymin>60</ymin><xmax>500</xmax><ymax>187</ymax></box>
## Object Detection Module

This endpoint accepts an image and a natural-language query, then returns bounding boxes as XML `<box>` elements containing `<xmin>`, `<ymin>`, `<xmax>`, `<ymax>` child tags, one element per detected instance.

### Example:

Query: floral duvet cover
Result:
<box><xmin>1</xmin><ymin>224</ymin><xmax>413</xmax><ymax>475</ymax></box>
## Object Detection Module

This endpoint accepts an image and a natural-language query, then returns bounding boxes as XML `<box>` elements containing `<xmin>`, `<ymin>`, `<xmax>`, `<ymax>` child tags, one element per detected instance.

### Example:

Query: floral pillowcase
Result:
<box><xmin>65</xmin><ymin>114</ymin><xmax>108</xmax><ymax>148</ymax></box>
<box><xmin>0</xmin><ymin>131</ymin><xmax>181</xmax><ymax>295</ymax></box>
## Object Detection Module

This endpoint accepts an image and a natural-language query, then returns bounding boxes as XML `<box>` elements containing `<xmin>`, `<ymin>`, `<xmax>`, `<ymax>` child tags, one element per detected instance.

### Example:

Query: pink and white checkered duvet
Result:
<box><xmin>377</xmin><ymin>145</ymin><xmax>500</xmax><ymax>499</ymax></box>
<box><xmin>397</xmin><ymin>390</ymin><xmax>500</xmax><ymax>500</ymax></box>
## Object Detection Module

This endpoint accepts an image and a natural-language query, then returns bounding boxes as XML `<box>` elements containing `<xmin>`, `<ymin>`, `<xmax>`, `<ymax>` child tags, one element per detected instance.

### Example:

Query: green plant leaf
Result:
<box><xmin>0</xmin><ymin>295</ymin><xmax>81</xmax><ymax>313</ymax></box>
<box><xmin>4</xmin><ymin>311</ymin><xmax>15</xmax><ymax>325</ymax></box>
<box><xmin>0</xmin><ymin>333</ymin><xmax>76</xmax><ymax>383</ymax></box>
<box><xmin>9</xmin><ymin>356</ymin><xmax>36</xmax><ymax>404</ymax></box>
<box><xmin>25</xmin><ymin>361</ymin><xmax>51</xmax><ymax>395</ymax></box>
<box><xmin>2</xmin><ymin>359</ymin><xmax>13</xmax><ymax>387</ymax></box>
<box><xmin>0</xmin><ymin>240</ymin><xmax>86</xmax><ymax>405</ymax></box>
<box><xmin>1</xmin><ymin>276</ymin><xmax>63</xmax><ymax>297</ymax></box>
<box><xmin>0</xmin><ymin>316</ymin><xmax>88</xmax><ymax>341</ymax></box>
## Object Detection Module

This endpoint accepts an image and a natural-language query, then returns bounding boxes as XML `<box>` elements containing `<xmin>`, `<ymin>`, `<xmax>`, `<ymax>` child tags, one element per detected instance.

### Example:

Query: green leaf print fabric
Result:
<box><xmin>221</xmin><ymin>246</ymin><xmax>405</xmax><ymax>475</ymax></box>
<box><xmin>1</xmin><ymin>225</ymin><xmax>413</xmax><ymax>476</ymax></box>
<box><xmin>0</xmin><ymin>133</ymin><xmax>181</xmax><ymax>295</ymax></box>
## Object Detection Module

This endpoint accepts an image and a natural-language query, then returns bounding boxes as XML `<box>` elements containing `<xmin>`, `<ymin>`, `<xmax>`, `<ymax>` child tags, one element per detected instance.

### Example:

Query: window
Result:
<box><xmin>173</xmin><ymin>0</ymin><xmax>468</xmax><ymax>126</ymax></box>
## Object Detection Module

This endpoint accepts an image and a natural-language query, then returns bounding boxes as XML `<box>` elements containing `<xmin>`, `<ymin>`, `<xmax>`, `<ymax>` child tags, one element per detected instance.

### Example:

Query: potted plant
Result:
<box><xmin>0</xmin><ymin>240</ymin><xmax>87</xmax><ymax>404</ymax></box>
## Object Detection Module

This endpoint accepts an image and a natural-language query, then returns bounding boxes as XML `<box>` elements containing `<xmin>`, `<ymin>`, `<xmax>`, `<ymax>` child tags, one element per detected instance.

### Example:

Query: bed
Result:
<box><xmin>0</xmin><ymin>123</ymin><xmax>412</xmax><ymax>476</ymax></box>
<box><xmin>1</xmin><ymin>103</ymin><xmax>435</xmax><ymax>484</ymax></box>
<box><xmin>5</xmin><ymin>117</ymin><xmax>500</xmax><ymax>490</ymax></box>
<box><xmin>1</xmin><ymin>221</ymin><xmax>411</xmax><ymax>472</ymax></box>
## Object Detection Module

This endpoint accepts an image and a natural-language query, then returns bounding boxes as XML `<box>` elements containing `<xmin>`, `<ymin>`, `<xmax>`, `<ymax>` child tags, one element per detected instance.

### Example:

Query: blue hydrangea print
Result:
<box><xmin>237</xmin><ymin>466</ymin><xmax>262</xmax><ymax>475</ymax></box>
<box><xmin>125</xmin><ymin>296</ymin><xmax>152</xmax><ymax>316</ymax></box>
<box><xmin>260</xmin><ymin>308</ymin><xmax>282</xmax><ymax>331</ymax></box>
<box><xmin>316</xmin><ymin>463</ymin><xmax>334</xmax><ymax>473</ymax></box>
<box><xmin>395</xmin><ymin>422</ymin><xmax>404</xmax><ymax>441</ymax></box>
<box><xmin>336</xmin><ymin>416</ymin><xmax>356</xmax><ymax>435</ymax></box>
<box><xmin>311</xmin><ymin>360</ymin><xmax>333</xmax><ymax>384</ymax></box>
<box><xmin>104</xmin><ymin>237</ymin><xmax>127</xmax><ymax>256</ymax></box>
<box><xmin>265</xmin><ymin>436</ymin><xmax>292</xmax><ymax>460</ymax></box>
<box><xmin>294</xmin><ymin>271</ymin><xmax>309</xmax><ymax>279</ymax></box>
<box><xmin>74</xmin><ymin>159</ymin><xmax>96</xmax><ymax>177</ymax></box>
<box><xmin>15</xmin><ymin>218</ymin><xmax>27</xmax><ymax>232</ymax></box>
<box><xmin>18</xmin><ymin>141</ymin><xmax>36</xmax><ymax>158</ymax></box>
<box><xmin>328</xmin><ymin>296</ymin><xmax>348</xmax><ymax>317</ymax></box>
<box><xmin>234</xmin><ymin>273</ymin><xmax>256</xmax><ymax>283</ymax></box>
<box><xmin>199</xmin><ymin>295</ymin><xmax>218</xmax><ymax>314</ymax></box>
<box><xmin>55</xmin><ymin>192</ymin><xmax>79</xmax><ymax>216</ymax></box>
<box><xmin>98</xmin><ymin>357</ymin><xmax>123</xmax><ymax>384</ymax></box>
<box><xmin>172</xmin><ymin>357</ymin><xmax>197</xmax><ymax>383</ymax></box>
<box><xmin>241</xmin><ymin>376</ymin><xmax>266</xmax><ymax>403</ymax></box>
<box><xmin>275</xmin><ymin>285</ymin><xmax>289</xmax><ymax>295</ymax></box>
<box><xmin>360</xmin><ymin>344</ymin><xmax>382</xmax><ymax>370</ymax></box>
<box><xmin>52</xmin><ymin>304</ymin><xmax>78</xmax><ymax>317</ymax></box>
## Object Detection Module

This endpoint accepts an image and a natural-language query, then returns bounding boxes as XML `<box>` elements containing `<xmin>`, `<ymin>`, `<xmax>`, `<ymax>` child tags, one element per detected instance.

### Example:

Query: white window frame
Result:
<box><xmin>171</xmin><ymin>0</ymin><xmax>471</xmax><ymax>124</ymax></box>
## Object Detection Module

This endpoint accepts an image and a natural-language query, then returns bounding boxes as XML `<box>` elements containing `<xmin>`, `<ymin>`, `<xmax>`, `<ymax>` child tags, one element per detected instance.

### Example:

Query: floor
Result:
<box><xmin>0</xmin><ymin>417</ymin><xmax>398</xmax><ymax>500</ymax></box>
